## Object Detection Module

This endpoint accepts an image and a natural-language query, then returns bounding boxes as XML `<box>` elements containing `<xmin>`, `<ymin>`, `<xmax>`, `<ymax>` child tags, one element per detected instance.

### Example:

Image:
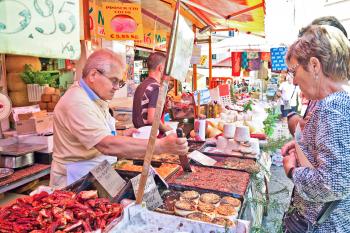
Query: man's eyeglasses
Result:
<box><xmin>287</xmin><ymin>63</ymin><xmax>300</xmax><ymax>78</ymax></box>
<box><xmin>96</xmin><ymin>69</ymin><xmax>126</xmax><ymax>88</ymax></box>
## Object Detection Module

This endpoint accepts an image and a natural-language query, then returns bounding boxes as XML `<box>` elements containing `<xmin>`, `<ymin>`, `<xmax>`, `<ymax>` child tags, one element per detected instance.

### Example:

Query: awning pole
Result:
<box><xmin>192</xmin><ymin>24</ymin><xmax>197</xmax><ymax>91</ymax></box>
<box><xmin>208</xmin><ymin>34</ymin><xmax>212</xmax><ymax>88</ymax></box>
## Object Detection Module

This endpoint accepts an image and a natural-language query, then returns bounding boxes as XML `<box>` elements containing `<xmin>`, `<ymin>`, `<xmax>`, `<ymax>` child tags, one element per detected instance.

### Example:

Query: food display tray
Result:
<box><xmin>131</xmin><ymin>153</ymin><xmax>182</xmax><ymax>165</ymax></box>
<box><xmin>199</xmin><ymin>143</ymin><xmax>259</xmax><ymax>161</ymax></box>
<box><xmin>191</xmin><ymin>156</ymin><xmax>259</xmax><ymax>174</ymax></box>
<box><xmin>187</xmin><ymin>140</ymin><xmax>206</xmax><ymax>152</ymax></box>
<box><xmin>114</xmin><ymin>161</ymin><xmax>180</xmax><ymax>181</ymax></box>
<box><xmin>156</xmin><ymin>186</ymin><xmax>248</xmax><ymax>220</ymax></box>
<box><xmin>167</xmin><ymin>166</ymin><xmax>251</xmax><ymax>199</ymax></box>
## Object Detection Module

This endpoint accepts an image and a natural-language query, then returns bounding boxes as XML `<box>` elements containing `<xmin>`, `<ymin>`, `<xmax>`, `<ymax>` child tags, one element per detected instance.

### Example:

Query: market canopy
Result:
<box><xmin>141</xmin><ymin>0</ymin><xmax>265</xmax><ymax>36</ymax></box>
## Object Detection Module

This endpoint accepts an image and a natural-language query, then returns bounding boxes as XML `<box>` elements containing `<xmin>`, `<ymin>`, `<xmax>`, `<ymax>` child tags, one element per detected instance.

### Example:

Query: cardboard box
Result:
<box><xmin>16</xmin><ymin>116</ymin><xmax>53</xmax><ymax>135</ymax></box>
<box><xmin>18</xmin><ymin>110</ymin><xmax>48</xmax><ymax>121</ymax></box>
<box><xmin>19</xmin><ymin>134</ymin><xmax>53</xmax><ymax>153</ymax></box>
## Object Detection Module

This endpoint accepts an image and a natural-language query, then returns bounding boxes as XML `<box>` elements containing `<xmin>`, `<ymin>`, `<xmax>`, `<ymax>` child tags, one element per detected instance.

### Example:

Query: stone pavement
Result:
<box><xmin>258</xmin><ymin>120</ymin><xmax>294</xmax><ymax>233</ymax></box>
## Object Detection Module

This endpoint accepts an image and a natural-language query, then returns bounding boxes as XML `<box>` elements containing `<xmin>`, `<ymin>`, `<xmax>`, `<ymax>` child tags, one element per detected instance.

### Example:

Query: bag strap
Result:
<box><xmin>315</xmin><ymin>200</ymin><xmax>341</xmax><ymax>225</ymax></box>
<box><xmin>290</xmin><ymin>85</ymin><xmax>297</xmax><ymax>100</ymax></box>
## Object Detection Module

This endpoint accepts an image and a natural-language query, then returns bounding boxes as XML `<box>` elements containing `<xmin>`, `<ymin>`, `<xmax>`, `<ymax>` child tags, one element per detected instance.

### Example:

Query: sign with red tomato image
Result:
<box><xmin>102</xmin><ymin>2</ymin><xmax>143</xmax><ymax>40</ymax></box>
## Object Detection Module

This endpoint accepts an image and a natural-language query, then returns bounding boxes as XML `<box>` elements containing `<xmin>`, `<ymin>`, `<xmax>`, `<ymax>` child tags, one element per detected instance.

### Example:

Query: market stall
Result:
<box><xmin>0</xmin><ymin>0</ymin><xmax>272</xmax><ymax>232</ymax></box>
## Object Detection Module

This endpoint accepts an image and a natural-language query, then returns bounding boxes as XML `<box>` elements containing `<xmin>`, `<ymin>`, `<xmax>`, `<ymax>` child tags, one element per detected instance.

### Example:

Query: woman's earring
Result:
<box><xmin>314</xmin><ymin>74</ymin><xmax>319</xmax><ymax>80</ymax></box>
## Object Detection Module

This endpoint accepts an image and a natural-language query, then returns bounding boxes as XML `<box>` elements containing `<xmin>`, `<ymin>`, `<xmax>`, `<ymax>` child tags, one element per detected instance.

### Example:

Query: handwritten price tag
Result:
<box><xmin>90</xmin><ymin>160</ymin><xmax>126</xmax><ymax>197</ymax></box>
<box><xmin>0</xmin><ymin>0</ymin><xmax>80</xmax><ymax>59</ymax></box>
<box><xmin>131</xmin><ymin>173</ymin><xmax>163</xmax><ymax>210</ymax></box>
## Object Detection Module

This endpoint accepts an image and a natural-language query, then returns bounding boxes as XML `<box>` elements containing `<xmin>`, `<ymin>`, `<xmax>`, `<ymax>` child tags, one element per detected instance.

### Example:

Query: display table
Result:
<box><xmin>0</xmin><ymin>164</ymin><xmax>50</xmax><ymax>194</ymax></box>
<box><xmin>242</xmin><ymin>152</ymin><xmax>272</xmax><ymax>227</ymax></box>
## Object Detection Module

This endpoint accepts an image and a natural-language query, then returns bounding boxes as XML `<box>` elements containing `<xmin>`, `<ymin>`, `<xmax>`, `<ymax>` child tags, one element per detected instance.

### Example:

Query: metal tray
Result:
<box><xmin>191</xmin><ymin>156</ymin><xmax>259</xmax><ymax>174</ymax></box>
<box><xmin>0</xmin><ymin>152</ymin><xmax>34</xmax><ymax>168</ymax></box>
<box><xmin>0</xmin><ymin>167</ymin><xmax>14</xmax><ymax>180</ymax></box>
<box><xmin>115</xmin><ymin>165</ymin><xmax>180</xmax><ymax>181</ymax></box>
<box><xmin>0</xmin><ymin>143</ymin><xmax>47</xmax><ymax>156</ymax></box>
<box><xmin>167</xmin><ymin>166</ymin><xmax>251</xmax><ymax>199</ymax></box>
<box><xmin>187</xmin><ymin>140</ymin><xmax>206</xmax><ymax>152</ymax></box>
<box><xmin>199</xmin><ymin>143</ymin><xmax>259</xmax><ymax>161</ymax></box>
<box><xmin>156</xmin><ymin>182</ymin><xmax>250</xmax><ymax>220</ymax></box>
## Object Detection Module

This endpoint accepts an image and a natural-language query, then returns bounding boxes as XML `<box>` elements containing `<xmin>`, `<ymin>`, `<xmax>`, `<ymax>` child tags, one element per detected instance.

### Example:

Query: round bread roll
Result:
<box><xmin>216</xmin><ymin>204</ymin><xmax>238</xmax><ymax>220</ymax></box>
<box><xmin>174</xmin><ymin>200</ymin><xmax>196</xmax><ymax>217</ymax></box>
<box><xmin>9</xmin><ymin>90</ymin><xmax>30</xmax><ymax>107</ymax></box>
<box><xmin>180</xmin><ymin>191</ymin><xmax>200</xmax><ymax>204</ymax></box>
<box><xmin>7</xmin><ymin>73</ymin><xmax>26</xmax><ymax>91</ymax></box>
<box><xmin>200</xmin><ymin>193</ymin><xmax>220</xmax><ymax>207</ymax></box>
<box><xmin>220</xmin><ymin>196</ymin><xmax>241</xmax><ymax>211</ymax></box>
<box><xmin>187</xmin><ymin>212</ymin><xmax>212</xmax><ymax>223</ymax></box>
<box><xmin>6</xmin><ymin>55</ymin><xmax>41</xmax><ymax>73</ymax></box>
<box><xmin>197</xmin><ymin>202</ymin><xmax>215</xmax><ymax>218</ymax></box>
<box><xmin>212</xmin><ymin>217</ymin><xmax>235</xmax><ymax>227</ymax></box>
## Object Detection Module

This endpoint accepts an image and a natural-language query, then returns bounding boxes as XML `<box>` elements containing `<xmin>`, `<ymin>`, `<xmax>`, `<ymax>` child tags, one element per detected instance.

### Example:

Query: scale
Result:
<box><xmin>0</xmin><ymin>93</ymin><xmax>47</xmax><ymax>168</ymax></box>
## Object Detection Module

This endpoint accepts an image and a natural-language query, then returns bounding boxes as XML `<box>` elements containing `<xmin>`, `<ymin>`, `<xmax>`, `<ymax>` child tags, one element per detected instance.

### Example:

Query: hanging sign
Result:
<box><xmin>168</xmin><ymin>15</ymin><xmax>194</xmax><ymax>82</ymax></box>
<box><xmin>0</xmin><ymin>0</ymin><xmax>80</xmax><ymax>59</ymax></box>
<box><xmin>193</xmin><ymin>88</ymin><xmax>211</xmax><ymax>105</ymax></box>
<box><xmin>102</xmin><ymin>1</ymin><xmax>143</xmax><ymax>41</ymax></box>
<box><xmin>190</xmin><ymin>45</ymin><xmax>202</xmax><ymax>64</ymax></box>
<box><xmin>89</xmin><ymin>0</ymin><xmax>98</xmax><ymax>38</ymax></box>
<box><xmin>271</xmin><ymin>47</ymin><xmax>287</xmax><ymax>71</ymax></box>
<box><xmin>134</xmin><ymin>27</ymin><xmax>167</xmax><ymax>51</ymax></box>
<box><xmin>200</xmin><ymin>55</ymin><xmax>208</xmax><ymax>66</ymax></box>
<box><xmin>231</xmin><ymin>52</ymin><xmax>242</xmax><ymax>76</ymax></box>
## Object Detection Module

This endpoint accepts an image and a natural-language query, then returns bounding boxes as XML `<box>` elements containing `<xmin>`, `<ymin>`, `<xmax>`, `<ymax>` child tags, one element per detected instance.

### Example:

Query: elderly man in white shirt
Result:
<box><xmin>50</xmin><ymin>49</ymin><xmax>188</xmax><ymax>188</ymax></box>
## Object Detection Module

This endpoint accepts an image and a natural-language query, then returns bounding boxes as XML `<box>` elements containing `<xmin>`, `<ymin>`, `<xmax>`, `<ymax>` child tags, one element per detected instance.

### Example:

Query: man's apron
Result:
<box><xmin>50</xmin><ymin>109</ymin><xmax>118</xmax><ymax>189</ymax></box>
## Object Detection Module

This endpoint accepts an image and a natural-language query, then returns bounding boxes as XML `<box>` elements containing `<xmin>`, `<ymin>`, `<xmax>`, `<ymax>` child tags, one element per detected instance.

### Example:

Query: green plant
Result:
<box><xmin>21</xmin><ymin>64</ymin><xmax>59</xmax><ymax>87</ymax></box>
<box><xmin>262</xmin><ymin>136</ymin><xmax>291</xmax><ymax>153</ymax></box>
<box><xmin>243</xmin><ymin>100</ymin><xmax>253</xmax><ymax>112</ymax></box>
<box><xmin>263</xmin><ymin>108</ymin><xmax>279</xmax><ymax>137</ymax></box>
<box><xmin>21</xmin><ymin>64</ymin><xmax>36</xmax><ymax>84</ymax></box>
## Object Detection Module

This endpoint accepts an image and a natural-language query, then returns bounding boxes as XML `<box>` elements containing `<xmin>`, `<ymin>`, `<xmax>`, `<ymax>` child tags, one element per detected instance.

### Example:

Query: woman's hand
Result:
<box><xmin>281</xmin><ymin>140</ymin><xmax>296</xmax><ymax>157</ymax></box>
<box><xmin>283</xmin><ymin>150</ymin><xmax>297</xmax><ymax>178</ymax></box>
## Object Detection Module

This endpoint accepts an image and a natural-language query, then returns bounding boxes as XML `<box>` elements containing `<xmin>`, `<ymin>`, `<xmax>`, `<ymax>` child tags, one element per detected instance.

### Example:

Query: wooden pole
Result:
<box><xmin>135</xmin><ymin>79</ymin><xmax>169</xmax><ymax>204</ymax></box>
<box><xmin>136</xmin><ymin>0</ymin><xmax>180</xmax><ymax>204</ymax></box>
<box><xmin>197</xmin><ymin>91</ymin><xmax>201</xmax><ymax>117</ymax></box>
<box><xmin>174</xmin><ymin>79</ymin><xmax>178</xmax><ymax>96</ymax></box>
<box><xmin>208</xmin><ymin>34</ymin><xmax>213</xmax><ymax>88</ymax></box>
<box><xmin>192</xmin><ymin>25</ymin><xmax>197</xmax><ymax>91</ymax></box>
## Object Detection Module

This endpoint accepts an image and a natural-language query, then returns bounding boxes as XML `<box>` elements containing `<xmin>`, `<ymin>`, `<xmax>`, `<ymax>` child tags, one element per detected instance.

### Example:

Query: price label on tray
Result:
<box><xmin>188</xmin><ymin>150</ymin><xmax>217</xmax><ymax>166</ymax></box>
<box><xmin>131</xmin><ymin>172</ymin><xmax>163</xmax><ymax>210</ymax></box>
<box><xmin>90</xmin><ymin>160</ymin><xmax>126</xmax><ymax>197</ymax></box>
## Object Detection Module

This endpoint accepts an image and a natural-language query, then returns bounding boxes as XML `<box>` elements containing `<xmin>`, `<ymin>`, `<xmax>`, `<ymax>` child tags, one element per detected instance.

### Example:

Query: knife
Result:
<box><xmin>176</xmin><ymin>128</ymin><xmax>192</xmax><ymax>172</ymax></box>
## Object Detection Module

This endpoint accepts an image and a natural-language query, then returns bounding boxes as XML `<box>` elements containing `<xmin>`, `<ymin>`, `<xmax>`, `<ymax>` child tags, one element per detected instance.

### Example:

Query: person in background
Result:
<box><xmin>286</xmin><ymin>112</ymin><xmax>299</xmax><ymax>137</ymax></box>
<box><xmin>132</xmin><ymin>52</ymin><xmax>173</xmax><ymax>133</ymax></box>
<box><xmin>51</xmin><ymin>49</ymin><xmax>188</xmax><ymax>188</ymax></box>
<box><xmin>282</xmin><ymin>25</ymin><xmax>350</xmax><ymax>233</ymax></box>
<box><xmin>277</xmin><ymin>74</ymin><xmax>300</xmax><ymax>121</ymax></box>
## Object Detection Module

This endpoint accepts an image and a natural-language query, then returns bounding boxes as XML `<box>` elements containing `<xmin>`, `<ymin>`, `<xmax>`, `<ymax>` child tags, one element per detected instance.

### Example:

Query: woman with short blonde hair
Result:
<box><xmin>282</xmin><ymin>25</ymin><xmax>350</xmax><ymax>233</ymax></box>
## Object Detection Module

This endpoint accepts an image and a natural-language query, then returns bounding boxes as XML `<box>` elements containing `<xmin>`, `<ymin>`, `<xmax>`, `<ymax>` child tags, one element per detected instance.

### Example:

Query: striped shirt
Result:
<box><xmin>292</xmin><ymin>91</ymin><xmax>350</xmax><ymax>232</ymax></box>
<box><xmin>132</xmin><ymin>77</ymin><xmax>160</xmax><ymax>128</ymax></box>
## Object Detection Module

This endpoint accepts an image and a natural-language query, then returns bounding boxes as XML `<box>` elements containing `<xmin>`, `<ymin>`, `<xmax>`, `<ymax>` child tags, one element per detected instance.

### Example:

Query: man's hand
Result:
<box><xmin>281</xmin><ymin>140</ymin><xmax>296</xmax><ymax>157</ymax></box>
<box><xmin>158</xmin><ymin>134</ymin><xmax>188</xmax><ymax>155</ymax></box>
<box><xmin>122</xmin><ymin>128</ymin><xmax>139</xmax><ymax>137</ymax></box>
<box><xmin>283</xmin><ymin>150</ymin><xmax>297</xmax><ymax>177</ymax></box>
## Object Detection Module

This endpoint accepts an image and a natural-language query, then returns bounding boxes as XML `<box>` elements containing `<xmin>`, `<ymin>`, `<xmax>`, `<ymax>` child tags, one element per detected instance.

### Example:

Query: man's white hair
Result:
<box><xmin>82</xmin><ymin>48</ymin><xmax>125</xmax><ymax>78</ymax></box>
